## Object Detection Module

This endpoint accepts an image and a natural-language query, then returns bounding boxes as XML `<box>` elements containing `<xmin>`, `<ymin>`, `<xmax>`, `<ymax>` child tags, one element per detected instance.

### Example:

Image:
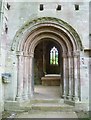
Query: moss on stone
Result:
<box><xmin>75</xmin><ymin>111</ymin><xmax>90</xmax><ymax>119</ymax></box>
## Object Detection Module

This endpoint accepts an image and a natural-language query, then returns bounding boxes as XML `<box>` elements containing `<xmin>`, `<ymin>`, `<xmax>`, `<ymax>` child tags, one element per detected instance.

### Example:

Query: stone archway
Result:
<box><xmin>33</xmin><ymin>39</ymin><xmax>62</xmax><ymax>99</ymax></box>
<box><xmin>11</xmin><ymin>17</ymin><xmax>83</xmax><ymax>104</ymax></box>
<box><xmin>34</xmin><ymin>39</ymin><xmax>62</xmax><ymax>81</ymax></box>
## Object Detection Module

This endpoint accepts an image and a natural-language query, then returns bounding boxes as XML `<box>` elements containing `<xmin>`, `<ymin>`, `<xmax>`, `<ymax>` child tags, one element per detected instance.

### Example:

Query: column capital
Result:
<box><xmin>67</xmin><ymin>51</ymin><xmax>72</xmax><ymax>57</ymax></box>
<box><xmin>29</xmin><ymin>52</ymin><xmax>34</xmax><ymax>58</ymax></box>
<box><xmin>73</xmin><ymin>51</ymin><xmax>80</xmax><ymax>57</ymax></box>
<box><xmin>16</xmin><ymin>51</ymin><xmax>23</xmax><ymax>56</ymax></box>
<box><xmin>23</xmin><ymin>52</ymin><xmax>29</xmax><ymax>57</ymax></box>
<box><xmin>62</xmin><ymin>51</ymin><xmax>67</xmax><ymax>58</ymax></box>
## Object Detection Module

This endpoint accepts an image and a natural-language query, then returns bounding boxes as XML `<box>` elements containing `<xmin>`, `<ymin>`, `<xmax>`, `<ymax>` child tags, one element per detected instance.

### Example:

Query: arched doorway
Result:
<box><xmin>11</xmin><ymin>17</ymin><xmax>83</xmax><ymax>104</ymax></box>
<box><xmin>34</xmin><ymin>39</ymin><xmax>62</xmax><ymax>84</ymax></box>
<box><xmin>34</xmin><ymin>39</ymin><xmax>62</xmax><ymax>99</ymax></box>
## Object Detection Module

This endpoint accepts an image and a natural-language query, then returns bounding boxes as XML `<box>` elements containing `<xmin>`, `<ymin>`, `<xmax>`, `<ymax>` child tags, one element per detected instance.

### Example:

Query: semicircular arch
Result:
<box><xmin>11</xmin><ymin>17</ymin><xmax>83</xmax><ymax>53</ymax></box>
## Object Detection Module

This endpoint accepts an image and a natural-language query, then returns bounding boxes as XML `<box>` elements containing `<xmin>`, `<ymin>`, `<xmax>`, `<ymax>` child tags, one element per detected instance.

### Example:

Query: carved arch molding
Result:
<box><xmin>11</xmin><ymin>17</ymin><xmax>83</xmax><ymax>102</ymax></box>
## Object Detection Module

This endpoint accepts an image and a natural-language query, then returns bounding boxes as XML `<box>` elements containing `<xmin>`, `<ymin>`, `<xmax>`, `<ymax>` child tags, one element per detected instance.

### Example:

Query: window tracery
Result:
<box><xmin>50</xmin><ymin>46</ymin><xmax>58</xmax><ymax>65</ymax></box>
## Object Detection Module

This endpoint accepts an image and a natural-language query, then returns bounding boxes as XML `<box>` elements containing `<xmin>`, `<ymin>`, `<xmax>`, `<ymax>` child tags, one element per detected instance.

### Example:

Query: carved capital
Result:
<box><xmin>62</xmin><ymin>52</ymin><xmax>67</xmax><ymax>58</ymax></box>
<box><xmin>67</xmin><ymin>51</ymin><xmax>72</xmax><ymax>57</ymax></box>
<box><xmin>23</xmin><ymin>52</ymin><xmax>29</xmax><ymax>57</ymax></box>
<box><xmin>73</xmin><ymin>51</ymin><xmax>80</xmax><ymax>57</ymax></box>
<box><xmin>16</xmin><ymin>51</ymin><xmax>23</xmax><ymax>56</ymax></box>
<box><xmin>29</xmin><ymin>52</ymin><xmax>34</xmax><ymax>58</ymax></box>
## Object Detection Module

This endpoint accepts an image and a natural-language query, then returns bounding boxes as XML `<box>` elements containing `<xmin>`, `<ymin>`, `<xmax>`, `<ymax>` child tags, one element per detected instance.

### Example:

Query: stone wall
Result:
<box><xmin>0</xmin><ymin>0</ymin><xmax>5</xmax><ymax>114</ymax></box>
<box><xmin>7</xmin><ymin>2</ymin><xmax>89</xmax><ymax>48</ymax></box>
<box><xmin>8</xmin><ymin>1</ymin><xmax>90</xmax><ymax>100</ymax></box>
<box><xmin>0</xmin><ymin>0</ymin><xmax>90</xmax><ymax>111</ymax></box>
<box><xmin>89</xmin><ymin>1</ymin><xmax>91</xmax><ymax>111</ymax></box>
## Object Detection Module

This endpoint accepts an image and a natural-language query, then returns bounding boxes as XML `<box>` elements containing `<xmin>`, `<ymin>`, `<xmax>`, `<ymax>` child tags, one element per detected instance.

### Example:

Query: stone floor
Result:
<box><xmin>1</xmin><ymin>85</ymin><xmax>90</xmax><ymax>119</ymax></box>
<box><xmin>15</xmin><ymin>111</ymin><xmax>78</xmax><ymax>118</ymax></box>
<box><xmin>2</xmin><ymin>110</ymin><xmax>90</xmax><ymax>119</ymax></box>
<box><xmin>33</xmin><ymin>85</ymin><xmax>61</xmax><ymax>99</ymax></box>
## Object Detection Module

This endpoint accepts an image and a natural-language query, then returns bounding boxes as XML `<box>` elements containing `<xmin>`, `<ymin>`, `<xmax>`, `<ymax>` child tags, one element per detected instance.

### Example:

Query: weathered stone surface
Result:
<box><xmin>0</xmin><ymin>0</ymin><xmax>90</xmax><ymax>114</ymax></box>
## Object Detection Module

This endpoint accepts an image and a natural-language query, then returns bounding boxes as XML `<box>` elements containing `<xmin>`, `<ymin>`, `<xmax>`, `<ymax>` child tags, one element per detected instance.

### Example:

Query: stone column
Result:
<box><xmin>43</xmin><ymin>41</ymin><xmax>46</xmax><ymax>75</ymax></box>
<box><xmin>62</xmin><ymin>52</ymin><xmax>68</xmax><ymax>98</ymax></box>
<box><xmin>67</xmin><ymin>51</ymin><xmax>73</xmax><ymax>100</ymax></box>
<box><xmin>15</xmin><ymin>51</ymin><xmax>23</xmax><ymax>101</ymax></box>
<box><xmin>72</xmin><ymin>51</ymin><xmax>80</xmax><ymax>101</ymax></box>
<box><xmin>22</xmin><ymin>54</ymin><xmax>29</xmax><ymax>100</ymax></box>
<box><xmin>28</xmin><ymin>54</ymin><xmax>34</xmax><ymax>98</ymax></box>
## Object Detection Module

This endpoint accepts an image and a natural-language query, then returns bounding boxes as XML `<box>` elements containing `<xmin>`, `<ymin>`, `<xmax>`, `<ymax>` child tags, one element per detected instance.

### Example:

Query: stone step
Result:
<box><xmin>26</xmin><ymin>105</ymin><xmax>74</xmax><ymax>112</ymax></box>
<box><xmin>30</xmin><ymin>99</ymin><xmax>63</xmax><ymax>104</ymax></box>
<box><xmin>45</xmin><ymin>74</ymin><xmax>61</xmax><ymax>77</ymax></box>
<box><xmin>25</xmin><ymin>99</ymin><xmax>74</xmax><ymax>112</ymax></box>
<box><xmin>16</xmin><ymin>111</ymin><xmax>78</xmax><ymax>118</ymax></box>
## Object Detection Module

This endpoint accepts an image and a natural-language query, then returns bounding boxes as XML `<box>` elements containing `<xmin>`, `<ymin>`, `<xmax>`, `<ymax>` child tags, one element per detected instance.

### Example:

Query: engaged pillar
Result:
<box><xmin>72</xmin><ymin>51</ymin><xmax>80</xmax><ymax>101</ymax></box>
<box><xmin>22</xmin><ymin>54</ymin><xmax>29</xmax><ymax>100</ymax></box>
<box><xmin>28</xmin><ymin>54</ymin><xmax>34</xmax><ymax>98</ymax></box>
<box><xmin>67</xmin><ymin>51</ymin><xmax>73</xmax><ymax>100</ymax></box>
<box><xmin>62</xmin><ymin>52</ymin><xmax>68</xmax><ymax>98</ymax></box>
<box><xmin>15</xmin><ymin>51</ymin><xmax>23</xmax><ymax>101</ymax></box>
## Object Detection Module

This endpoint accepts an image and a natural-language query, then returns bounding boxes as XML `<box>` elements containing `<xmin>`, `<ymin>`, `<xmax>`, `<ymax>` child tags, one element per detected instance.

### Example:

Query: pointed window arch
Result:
<box><xmin>50</xmin><ymin>46</ymin><xmax>58</xmax><ymax>65</ymax></box>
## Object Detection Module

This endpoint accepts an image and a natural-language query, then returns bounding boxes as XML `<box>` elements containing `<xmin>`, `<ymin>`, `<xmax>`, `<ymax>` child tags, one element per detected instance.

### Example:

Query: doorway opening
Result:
<box><xmin>34</xmin><ymin>39</ymin><xmax>62</xmax><ymax>99</ymax></box>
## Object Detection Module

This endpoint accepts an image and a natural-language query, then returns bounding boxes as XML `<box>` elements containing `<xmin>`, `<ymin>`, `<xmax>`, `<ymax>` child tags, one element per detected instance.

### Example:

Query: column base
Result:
<box><xmin>15</xmin><ymin>96</ymin><xmax>22</xmax><ymax>102</ymax></box>
<box><xmin>61</xmin><ymin>94</ymin><xmax>65</xmax><ymax>98</ymax></box>
<box><xmin>72</xmin><ymin>96</ymin><xmax>79</xmax><ymax>102</ymax></box>
<box><xmin>66</xmin><ymin>95</ymin><xmax>72</xmax><ymax>100</ymax></box>
<box><xmin>64</xmin><ymin>99</ymin><xmax>75</xmax><ymax>106</ymax></box>
<box><xmin>22</xmin><ymin>94</ymin><xmax>28</xmax><ymax>100</ymax></box>
<box><xmin>28</xmin><ymin>93</ymin><xmax>34</xmax><ymax>99</ymax></box>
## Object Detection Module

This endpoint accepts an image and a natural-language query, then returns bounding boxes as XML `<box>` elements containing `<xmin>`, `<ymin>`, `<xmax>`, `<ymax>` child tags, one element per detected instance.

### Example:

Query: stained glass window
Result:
<box><xmin>50</xmin><ymin>47</ymin><xmax>58</xmax><ymax>65</ymax></box>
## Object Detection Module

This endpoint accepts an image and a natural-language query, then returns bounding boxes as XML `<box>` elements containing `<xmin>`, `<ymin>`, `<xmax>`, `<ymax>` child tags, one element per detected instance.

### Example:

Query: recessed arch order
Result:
<box><xmin>11</xmin><ymin>17</ymin><xmax>83</xmax><ymax>55</ymax></box>
<box><xmin>11</xmin><ymin>17</ymin><xmax>83</xmax><ymax>102</ymax></box>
